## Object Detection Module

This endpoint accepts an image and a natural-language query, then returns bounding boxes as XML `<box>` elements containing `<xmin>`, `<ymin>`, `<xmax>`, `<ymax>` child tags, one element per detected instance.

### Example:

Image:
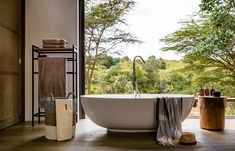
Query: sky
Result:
<box><xmin>121</xmin><ymin>0</ymin><xmax>201</xmax><ymax>60</ymax></box>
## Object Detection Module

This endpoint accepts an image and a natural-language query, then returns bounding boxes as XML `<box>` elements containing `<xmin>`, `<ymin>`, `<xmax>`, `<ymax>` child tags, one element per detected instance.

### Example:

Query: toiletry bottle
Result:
<box><xmin>199</xmin><ymin>86</ymin><xmax>204</xmax><ymax>96</ymax></box>
<box><xmin>205</xmin><ymin>86</ymin><xmax>209</xmax><ymax>96</ymax></box>
<box><xmin>210</xmin><ymin>86</ymin><xmax>215</xmax><ymax>96</ymax></box>
<box><xmin>194</xmin><ymin>88</ymin><xmax>197</xmax><ymax>97</ymax></box>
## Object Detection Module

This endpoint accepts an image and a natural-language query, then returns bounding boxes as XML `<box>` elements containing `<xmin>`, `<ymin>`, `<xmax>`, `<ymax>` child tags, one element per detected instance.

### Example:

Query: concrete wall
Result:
<box><xmin>25</xmin><ymin>0</ymin><xmax>78</xmax><ymax>121</ymax></box>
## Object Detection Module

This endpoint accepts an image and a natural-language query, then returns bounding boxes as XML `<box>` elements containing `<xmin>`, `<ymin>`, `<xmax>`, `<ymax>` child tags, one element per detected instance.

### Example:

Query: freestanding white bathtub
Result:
<box><xmin>81</xmin><ymin>94</ymin><xmax>194</xmax><ymax>132</ymax></box>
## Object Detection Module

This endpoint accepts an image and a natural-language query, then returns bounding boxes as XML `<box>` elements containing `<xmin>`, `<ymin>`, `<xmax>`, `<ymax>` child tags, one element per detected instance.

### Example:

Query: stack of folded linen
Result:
<box><xmin>42</xmin><ymin>38</ymin><xmax>68</xmax><ymax>48</ymax></box>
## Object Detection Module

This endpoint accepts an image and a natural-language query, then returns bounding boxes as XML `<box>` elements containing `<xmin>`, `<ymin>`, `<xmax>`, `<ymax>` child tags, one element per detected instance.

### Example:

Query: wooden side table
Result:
<box><xmin>198</xmin><ymin>96</ymin><xmax>227</xmax><ymax>130</ymax></box>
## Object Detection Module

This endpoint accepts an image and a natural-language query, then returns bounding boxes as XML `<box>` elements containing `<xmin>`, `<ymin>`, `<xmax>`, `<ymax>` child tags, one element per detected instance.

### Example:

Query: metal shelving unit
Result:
<box><xmin>32</xmin><ymin>45</ymin><xmax>78</xmax><ymax>126</ymax></box>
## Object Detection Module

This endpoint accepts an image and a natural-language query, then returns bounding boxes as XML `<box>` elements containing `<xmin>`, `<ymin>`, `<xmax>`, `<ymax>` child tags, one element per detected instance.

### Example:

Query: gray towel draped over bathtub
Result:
<box><xmin>155</xmin><ymin>97</ymin><xmax>183</xmax><ymax>146</ymax></box>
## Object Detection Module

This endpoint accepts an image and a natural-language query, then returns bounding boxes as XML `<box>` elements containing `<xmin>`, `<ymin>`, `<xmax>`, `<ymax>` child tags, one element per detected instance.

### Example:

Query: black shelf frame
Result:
<box><xmin>32</xmin><ymin>45</ymin><xmax>78</xmax><ymax>126</ymax></box>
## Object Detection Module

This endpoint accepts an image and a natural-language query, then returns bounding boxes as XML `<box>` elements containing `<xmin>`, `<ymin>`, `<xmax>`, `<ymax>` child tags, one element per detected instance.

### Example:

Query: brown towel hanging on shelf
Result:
<box><xmin>38</xmin><ymin>57</ymin><xmax>66</xmax><ymax>108</ymax></box>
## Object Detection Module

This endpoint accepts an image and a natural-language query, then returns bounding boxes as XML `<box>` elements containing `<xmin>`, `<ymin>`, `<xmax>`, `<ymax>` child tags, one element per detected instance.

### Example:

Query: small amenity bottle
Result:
<box><xmin>205</xmin><ymin>86</ymin><xmax>209</xmax><ymax>96</ymax></box>
<box><xmin>210</xmin><ymin>86</ymin><xmax>215</xmax><ymax>96</ymax></box>
<box><xmin>194</xmin><ymin>88</ymin><xmax>197</xmax><ymax>96</ymax></box>
<box><xmin>199</xmin><ymin>86</ymin><xmax>204</xmax><ymax>96</ymax></box>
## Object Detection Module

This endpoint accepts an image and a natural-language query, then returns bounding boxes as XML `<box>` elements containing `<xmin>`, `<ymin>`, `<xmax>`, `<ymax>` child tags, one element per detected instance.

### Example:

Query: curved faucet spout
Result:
<box><xmin>134</xmin><ymin>55</ymin><xmax>145</xmax><ymax>64</ymax></box>
<box><xmin>132</xmin><ymin>56</ymin><xmax>145</xmax><ymax>95</ymax></box>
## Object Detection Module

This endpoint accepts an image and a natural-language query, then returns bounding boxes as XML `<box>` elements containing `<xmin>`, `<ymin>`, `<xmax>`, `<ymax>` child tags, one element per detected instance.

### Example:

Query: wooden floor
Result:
<box><xmin>1</xmin><ymin>118</ymin><xmax>235</xmax><ymax>151</ymax></box>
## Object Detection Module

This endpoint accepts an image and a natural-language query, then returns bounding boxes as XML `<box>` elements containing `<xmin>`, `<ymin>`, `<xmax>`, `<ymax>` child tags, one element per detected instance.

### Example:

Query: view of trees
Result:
<box><xmin>85</xmin><ymin>0</ymin><xmax>141</xmax><ymax>94</ymax></box>
<box><xmin>85</xmin><ymin>0</ymin><xmax>235</xmax><ymax>98</ymax></box>
<box><xmin>89</xmin><ymin>55</ymin><xmax>235</xmax><ymax>97</ymax></box>
<box><xmin>161</xmin><ymin>0</ymin><xmax>235</xmax><ymax>93</ymax></box>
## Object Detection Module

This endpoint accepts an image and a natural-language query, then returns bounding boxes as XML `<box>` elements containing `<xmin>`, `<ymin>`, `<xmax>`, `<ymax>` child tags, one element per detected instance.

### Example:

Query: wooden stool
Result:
<box><xmin>198</xmin><ymin>96</ymin><xmax>227</xmax><ymax>130</ymax></box>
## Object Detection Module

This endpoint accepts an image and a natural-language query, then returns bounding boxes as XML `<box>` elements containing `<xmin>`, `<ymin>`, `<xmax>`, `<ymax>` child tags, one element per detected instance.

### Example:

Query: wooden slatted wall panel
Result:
<box><xmin>0</xmin><ymin>0</ymin><xmax>22</xmax><ymax>129</ymax></box>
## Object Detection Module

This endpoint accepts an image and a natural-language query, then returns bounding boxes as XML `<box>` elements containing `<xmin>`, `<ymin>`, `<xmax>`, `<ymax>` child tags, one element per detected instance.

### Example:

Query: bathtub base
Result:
<box><xmin>108</xmin><ymin>129</ymin><xmax>156</xmax><ymax>133</ymax></box>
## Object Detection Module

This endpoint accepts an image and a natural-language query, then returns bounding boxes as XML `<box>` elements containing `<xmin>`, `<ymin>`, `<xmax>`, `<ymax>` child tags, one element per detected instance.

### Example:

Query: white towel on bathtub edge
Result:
<box><xmin>155</xmin><ymin>97</ymin><xmax>183</xmax><ymax>146</ymax></box>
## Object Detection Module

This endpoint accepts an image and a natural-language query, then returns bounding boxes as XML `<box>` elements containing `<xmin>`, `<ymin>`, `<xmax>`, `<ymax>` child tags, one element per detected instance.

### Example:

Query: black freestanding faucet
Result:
<box><xmin>132</xmin><ymin>55</ymin><xmax>145</xmax><ymax>95</ymax></box>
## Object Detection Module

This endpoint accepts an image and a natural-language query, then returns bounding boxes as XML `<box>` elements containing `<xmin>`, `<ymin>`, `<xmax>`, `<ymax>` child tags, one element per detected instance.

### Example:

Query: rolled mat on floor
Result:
<box><xmin>38</xmin><ymin>57</ymin><xmax>66</xmax><ymax>108</ymax></box>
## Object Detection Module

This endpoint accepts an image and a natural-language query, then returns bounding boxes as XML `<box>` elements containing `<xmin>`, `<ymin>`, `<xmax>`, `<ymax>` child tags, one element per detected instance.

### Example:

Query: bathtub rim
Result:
<box><xmin>80</xmin><ymin>93</ymin><xmax>195</xmax><ymax>100</ymax></box>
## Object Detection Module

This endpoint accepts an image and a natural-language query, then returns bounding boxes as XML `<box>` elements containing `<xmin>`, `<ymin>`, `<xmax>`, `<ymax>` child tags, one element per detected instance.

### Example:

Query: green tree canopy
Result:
<box><xmin>160</xmin><ymin>0</ymin><xmax>235</xmax><ymax>86</ymax></box>
<box><xmin>98</xmin><ymin>55</ymin><xmax>120</xmax><ymax>69</ymax></box>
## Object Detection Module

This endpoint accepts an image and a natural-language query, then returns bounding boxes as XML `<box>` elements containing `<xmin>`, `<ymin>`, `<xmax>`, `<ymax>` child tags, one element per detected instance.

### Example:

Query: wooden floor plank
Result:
<box><xmin>0</xmin><ymin>118</ymin><xmax>235</xmax><ymax>151</ymax></box>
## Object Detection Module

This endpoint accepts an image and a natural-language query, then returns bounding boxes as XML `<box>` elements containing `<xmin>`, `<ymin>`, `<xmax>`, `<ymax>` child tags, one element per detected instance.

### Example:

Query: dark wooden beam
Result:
<box><xmin>79</xmin><ymin>0</ymin><xmax>85</xmax><ymax>119</ymax></box>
